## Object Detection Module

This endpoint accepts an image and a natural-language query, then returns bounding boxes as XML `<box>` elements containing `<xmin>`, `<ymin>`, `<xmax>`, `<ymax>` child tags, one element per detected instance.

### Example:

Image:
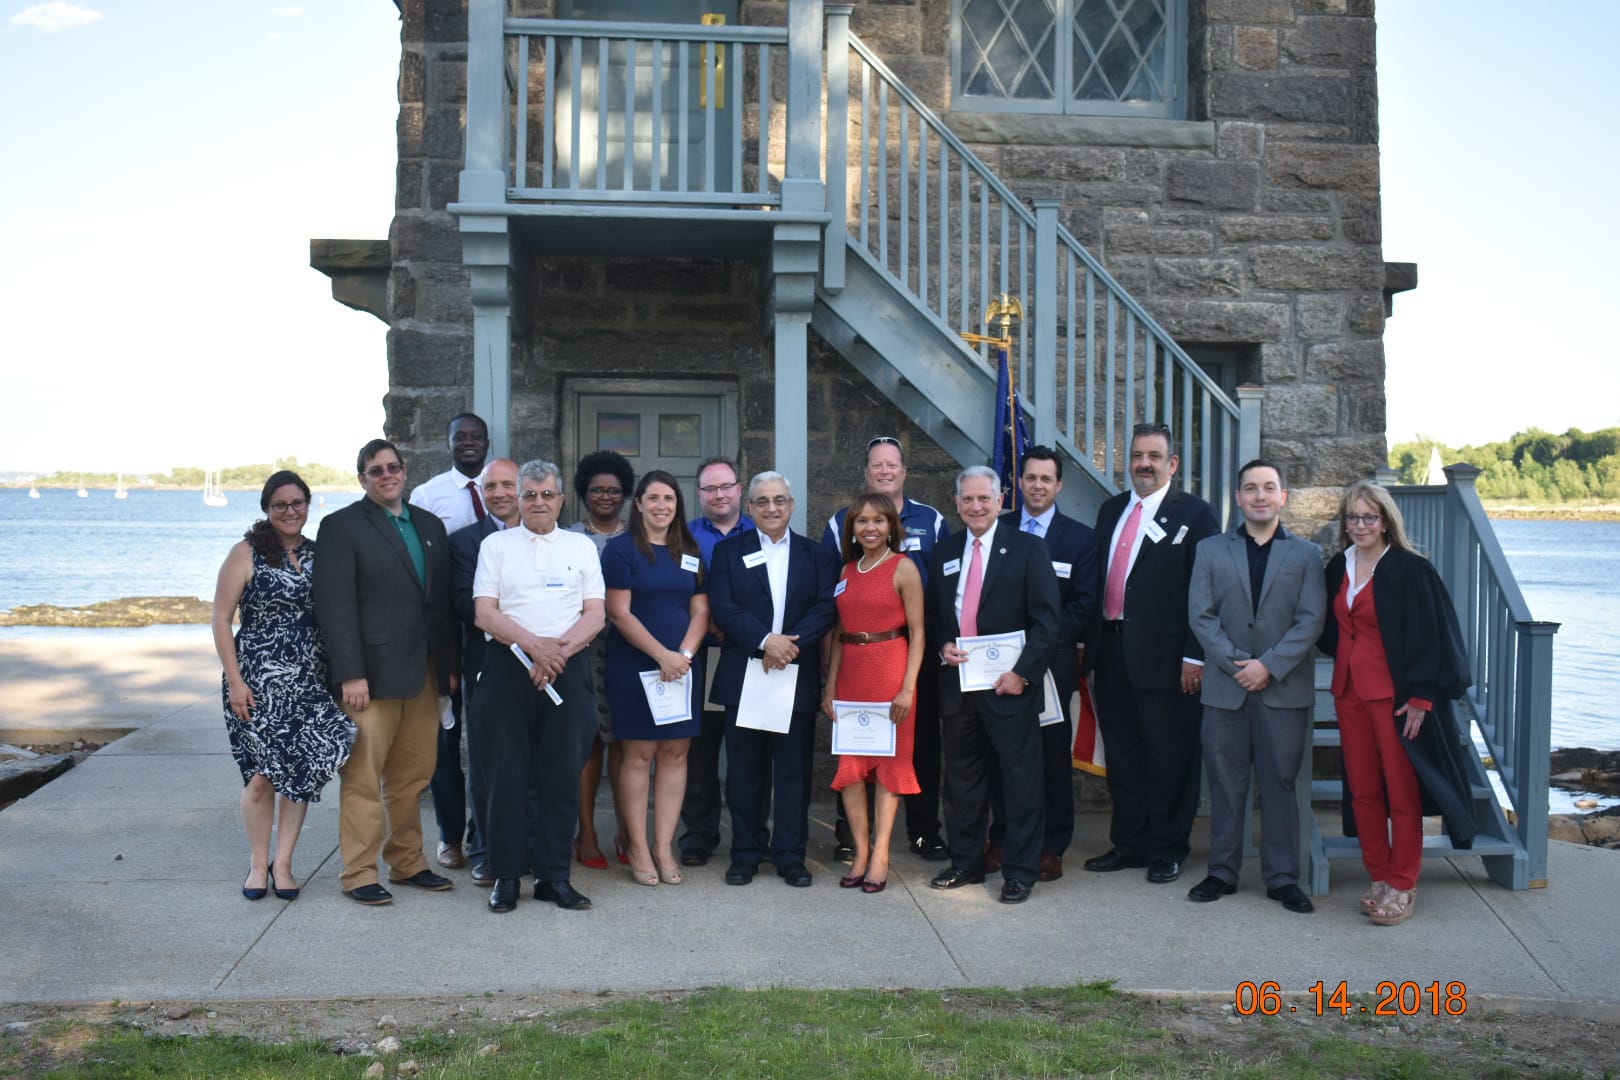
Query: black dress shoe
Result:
<box><xmin>1187</xmin><ymin>875</ymin><xmax>1237</xmax><ymax>902</ymax></box>
<box><xmin>470</xmin><ymin>861</ymin><xmax>494</xmax><ymax>886</ymax></box>
<box><xmin>833</xmin><ymin>843</ymin><xmax>855</xmax><ymax>863</ymax></box>
<box><xmin>1082</xmin><ymin>849</ymin><xmax>1148</xmax><ymax>873</ymax></box>
<box><xmin>778</xmin><ymin>863</ymin><xmax>813</xmax><ymax>888</ymax></box>
<box><xmin>344</xmin><ymin>883</ymin><xmax>393</xmax><ymax>906</ymax></box>
<box><xmin>679</xmin><ymin>849</ymin><xmax>709</xmax><ymax>868</ymax></box>
<box><xmin>242</xmin><ymin>873</ymin><xmax>267</xmax><ymax>901</ymax></box>
<box><xmin>1146</xmin><ymin>859</ymin><xmax>1181</xmax><ymax>883</ymax></box>
<box><xmin>389</xmin><ymin>869</ymin><xmax>454</xmax><ymax>891</ymax></box>
<box><xmin>1267</xmin><ymin>884</ymin><xmax>1315</xmax><ymax>913</ymax></box>
<box><xmin>536</xmin><ymin>880</ymin><xmax>592</xmax><ymax>910</ymax></box>
<box><xmin>1000</xmin><ymin>879</ymin><xmax>1033</xmax><ymax>904</ymax></box>
<box><xmin>909</xmin><ymin>835</ymin><xmax>949</xmax><ymax>861</ymax></box>
<box><xmin>488</xmin><ymin>879</ymin><xmax>519</xmax><ymax>913</ymax></box>
<box><xmin>929</xmin><ymin>866</ymin><xmax>986</xmax><ymax>890</ymax></box>
<box><xmin>724</xmin><ymin>861</ymin><xmax>756</xmax><ymax>886</ymax></box>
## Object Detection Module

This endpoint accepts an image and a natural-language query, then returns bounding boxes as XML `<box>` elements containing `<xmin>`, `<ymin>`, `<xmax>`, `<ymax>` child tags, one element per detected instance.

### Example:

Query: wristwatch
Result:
<box><xmin>680</xmin><ymin>648</ymin><xmax>694</xmax><ymax>660</ymax></box>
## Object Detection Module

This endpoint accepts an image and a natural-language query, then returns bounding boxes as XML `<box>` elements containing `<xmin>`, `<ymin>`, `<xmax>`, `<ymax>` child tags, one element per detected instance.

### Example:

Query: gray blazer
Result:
<box><xmin>1188</xmin><ymin>526</ymin><xmax>1326</xmax><ymax>710</ymax></box>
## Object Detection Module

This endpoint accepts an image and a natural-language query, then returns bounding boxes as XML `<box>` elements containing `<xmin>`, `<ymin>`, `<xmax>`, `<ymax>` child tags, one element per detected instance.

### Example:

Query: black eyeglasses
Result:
<box><xmin>587</xmin><ymin>486</ymin><xmax>623</xmax><ymax>497</ymax></box>
<box><xmin>1345</xmin><ymin>513</ymin><xmax>1382</xmax><ymax>526</ymax></box>
<box><xmin>268</xmin><ymin>500</ymin><xmax>308</xmax><ymax>514</ymax></box>
<box><xmin>697</xmin><ymin>480</ymin><xmax>740</xmax><ymax>494</ymax></box>
<box><xmin>364</xmin><ymin>462</ymin><xmax>404</xmax><ymax>478</ymax></box>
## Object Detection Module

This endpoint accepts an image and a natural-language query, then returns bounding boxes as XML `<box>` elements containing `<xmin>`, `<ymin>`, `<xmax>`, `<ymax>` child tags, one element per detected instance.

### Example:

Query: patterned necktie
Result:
<box><xmin>467</xmin><ymin>480</ymin><xmax>486</xmax><ymax>521</ymax></box>
<box><xmin>960</xmin><ymin>537</ymin><xmax>984</xmax><ymax>637</ymax></box>
<box><xmin>1103</xmin><ymin>501</ymin><xmax>1143</xmax><ymax>620</ymax></box>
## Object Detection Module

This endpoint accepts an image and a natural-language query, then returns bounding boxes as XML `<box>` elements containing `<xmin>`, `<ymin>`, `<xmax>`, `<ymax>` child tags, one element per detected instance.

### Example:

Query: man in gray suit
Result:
<box><xmin>1185</xmin><ymin>459</ymin><xmax>1326</xmax><ymax>914</ymax></box>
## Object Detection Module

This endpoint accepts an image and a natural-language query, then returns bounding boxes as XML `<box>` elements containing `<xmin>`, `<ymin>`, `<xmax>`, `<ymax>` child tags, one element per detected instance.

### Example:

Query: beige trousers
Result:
<box><xmin>337</xmin><ymin>668</ymin><xmax>439</xmax><ymax>890</ymax></box>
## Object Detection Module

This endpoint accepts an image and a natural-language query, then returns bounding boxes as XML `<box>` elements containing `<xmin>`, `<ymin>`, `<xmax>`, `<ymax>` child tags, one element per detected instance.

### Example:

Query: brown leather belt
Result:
<box><xmin>839</xmin><ymin>628</ymin><xmax>907</xmax><ymax>645</ymax></box>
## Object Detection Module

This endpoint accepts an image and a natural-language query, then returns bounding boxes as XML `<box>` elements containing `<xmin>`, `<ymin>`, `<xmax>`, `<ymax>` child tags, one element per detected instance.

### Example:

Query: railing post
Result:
<box><xmin>824</xmin><ymin>5</ymin><xmax>852</xmax><ymax>292</ymax></box>
<box><xmin>1440</xmin><ymin>463</ymin><xmax>1481</xmax><ymax>609</ymax></box>
<box><xmin>461</xmin><ymin>0</ymin><xmax>509</xmax><ymax>206</ymax></box>
<box><xmin>782</xmin><ymin>0</ymin><xmax>825</xmax><ymax>214</ymax></box>
<box><xmin>1235</xmin><ymin>384</ymin><xmax>1264</xmax><ymax>469</ymax></box>
<box><xmin>1032</xmin><ymin>198</ymin><xmax>1059</xmax><ymax>449</ymax></box>
<box><xmin>1516</xmin><ymin>620</ymin><xmax>1556</xmax><ymax>887</ymax></box>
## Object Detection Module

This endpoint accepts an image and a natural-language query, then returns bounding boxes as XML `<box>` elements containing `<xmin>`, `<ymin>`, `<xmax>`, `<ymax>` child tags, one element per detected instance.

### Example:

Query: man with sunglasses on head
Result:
<box><xmin>678</xmin><ymin>456</ymin><xmax>757</xmax><ymax>867</ymax></box>
<box><xmin>822</xmin><ymin>436</ymin><xmax>951</xmax><ymax>862</ymax></box>
<box><xmin>314</xmin><ymin>439</ymin><xmax>460</xmax><ymax>905</ymax></box>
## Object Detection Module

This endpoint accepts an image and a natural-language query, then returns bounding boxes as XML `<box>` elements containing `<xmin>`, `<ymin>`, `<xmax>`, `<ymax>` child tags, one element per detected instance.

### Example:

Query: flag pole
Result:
<box><xmin>961</xmin><ymin>294</ymin><xmax>1023</xmax><ymax>508</ymax></box>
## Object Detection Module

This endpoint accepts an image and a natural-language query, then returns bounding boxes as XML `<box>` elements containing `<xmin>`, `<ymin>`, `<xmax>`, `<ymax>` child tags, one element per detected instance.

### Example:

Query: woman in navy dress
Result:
<box><xmin>602</xmin><ymin>470</ymin><xmax>708</xmax><ymax>886</ymax></box>
<box><xmin>212</xmin><ymin>470</ymin><xmax>355</xmax><ymax>901</ymax></box>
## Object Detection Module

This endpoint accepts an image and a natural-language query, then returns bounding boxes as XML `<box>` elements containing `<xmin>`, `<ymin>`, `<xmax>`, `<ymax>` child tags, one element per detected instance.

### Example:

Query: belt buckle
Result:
<box><xmin>855</xmin><ymin>631</ymin><xmax>871</xmax><ymax>645</ymax></box>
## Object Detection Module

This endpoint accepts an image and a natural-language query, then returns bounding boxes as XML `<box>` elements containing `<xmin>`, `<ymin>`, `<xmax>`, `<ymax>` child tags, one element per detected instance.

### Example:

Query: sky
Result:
<box><xmin>0</xmin><ymin>1</ymin><xmax>1615</xmax><ymax>474</ymax></box>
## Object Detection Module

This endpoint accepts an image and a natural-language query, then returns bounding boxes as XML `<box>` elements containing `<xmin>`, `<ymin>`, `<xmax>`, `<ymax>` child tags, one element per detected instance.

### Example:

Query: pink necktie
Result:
<box><xmin>1103</xmin><ymin>501</ymin><xmax>1142</xmax><ymax>619</ymax></box>
<box><xmin>960</xmin><ymin>537</ymin><xmax>984</xmax><ymax>637</ymax></box>
<box><xmin>467</xmin><ymin>480</ymin><xmax>486</xmax><ymax>521</ymax></box>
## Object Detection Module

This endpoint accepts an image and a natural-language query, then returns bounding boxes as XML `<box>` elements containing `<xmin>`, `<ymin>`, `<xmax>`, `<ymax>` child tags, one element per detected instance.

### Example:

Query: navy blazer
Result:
<box><xmin>1084</xmin><ymin>485</ymin><xmax>1219</xmax><ymax>690</ymax></box>
<box><xmin>449</xmin><ymin>516</ymin><xmax>501</xmax><ymax>689</ymax></box>
<box><xmin>1001</xmin><ymin>508</ymin><xmax>1098</xmax><ymax>699</ymax></box>
<box><xmin>313</xmin><ymin>496</ymin><xmax>458</xmax><ymax>699</ymax></box>
<box><xmin>708</xmin><ymin>530</ymin><xmax>840</xmax><ymax>714</ymax></box>
<box><xmin>927</xmin><ymin>525</ymin><xmax>1062</xmax><ymax>717</ymax></box>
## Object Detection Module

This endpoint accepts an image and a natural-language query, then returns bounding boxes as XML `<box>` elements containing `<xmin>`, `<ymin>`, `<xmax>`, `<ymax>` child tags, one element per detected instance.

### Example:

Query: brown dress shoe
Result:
<box><xmin>1037</xmin><ymin>853</ymin><xmax>1063</xmax><ymax>881</ymax></box>
<box><xmin>436</xmin><ymin>842</ymin><xmax>466</xmax><ymax>870</ymax></box>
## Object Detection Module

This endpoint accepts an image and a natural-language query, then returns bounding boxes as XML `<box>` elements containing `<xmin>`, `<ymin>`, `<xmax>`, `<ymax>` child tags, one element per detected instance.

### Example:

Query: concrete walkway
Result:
<box><xmin>2</xmin><ymin>633</ymin><xmax>1617</xmax><ymax>1011</ymax></box>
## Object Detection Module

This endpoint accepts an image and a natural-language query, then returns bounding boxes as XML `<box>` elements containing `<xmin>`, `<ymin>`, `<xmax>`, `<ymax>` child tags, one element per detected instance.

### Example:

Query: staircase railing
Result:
<box><xmin>1391</xmin><ymin>465</ymin><xmax>1557</xmax><ymax>888</ymax></box>
<box><xmin>824</xmin><ymin>11</ymin><xmax>1256</xmax><ymax>511</ymax></box>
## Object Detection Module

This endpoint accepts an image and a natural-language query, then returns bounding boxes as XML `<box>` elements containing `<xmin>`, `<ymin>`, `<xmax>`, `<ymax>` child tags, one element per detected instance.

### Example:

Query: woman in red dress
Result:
<box><xmin>821</xmin><ymin>493</ymin><xmax>926</xmax><ymax>894</ymax></box>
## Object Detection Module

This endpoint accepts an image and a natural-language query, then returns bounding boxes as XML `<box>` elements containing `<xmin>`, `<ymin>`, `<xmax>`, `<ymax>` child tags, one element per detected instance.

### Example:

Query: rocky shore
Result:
<box><xmin>0</xmin><ymin>596</ymin><xmax>213</xmax><ymax>627</ymax></box>
<box><xmin>1548</xmin><ymin>748</ymin><xmax>1620</xmax><ymax>849</ymax></box>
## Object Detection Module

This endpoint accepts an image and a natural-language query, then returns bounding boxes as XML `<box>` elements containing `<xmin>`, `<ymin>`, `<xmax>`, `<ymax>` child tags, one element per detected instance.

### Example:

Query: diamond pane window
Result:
<box><xmin>954</xmin><ymin>0</ymin><xmax>1185</xmax><ymax>118</ymax></box>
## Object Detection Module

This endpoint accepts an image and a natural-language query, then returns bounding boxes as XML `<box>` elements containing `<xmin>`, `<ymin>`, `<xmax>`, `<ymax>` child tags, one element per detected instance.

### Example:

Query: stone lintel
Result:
<box><xmin>1383</xmin><ymin>260</ymin><xmax>1418</xmax><ymax>316</ymax></box>
<box><xmin>945</xmin><ymin>112</ymin><xmax>1215</xmax><ymax>151</ymax></box>
<box><xmin>309</xmin><ymin>238</ymin><xmax>390</xmax><ymax>324</ymax></box>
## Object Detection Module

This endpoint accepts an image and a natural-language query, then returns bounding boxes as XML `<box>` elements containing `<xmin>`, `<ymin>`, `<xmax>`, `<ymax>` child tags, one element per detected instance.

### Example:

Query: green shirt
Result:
<box><xmin>385</xmin><ymin>504</ymin><xmax>428</xmax><ymax>587</ymax></box>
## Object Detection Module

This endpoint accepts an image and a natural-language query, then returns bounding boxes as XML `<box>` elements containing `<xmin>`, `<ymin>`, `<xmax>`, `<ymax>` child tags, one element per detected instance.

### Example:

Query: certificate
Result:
<box><xmin>831</xmin><ymin>700</ymin><xmax>897</xmax><ymax>757</ymax></box>
<box><xmin>956</xmin><ymin>631</ymin><xmax>1025</xmax><ymax>692</ymax></box>
<box><xmin>1038</xmin><ymin>670</ymin><xmax>1063</xmax><ymax>726</ymax></box>
<box><xmin>638</xmin><ymin>669</ymin><xmax>693</xmax><ymax>726</ymax></box>
<box><xmin>735</xmin><ymin>662</ymin><xmax>798</xmax><ymax>733</ymax></box>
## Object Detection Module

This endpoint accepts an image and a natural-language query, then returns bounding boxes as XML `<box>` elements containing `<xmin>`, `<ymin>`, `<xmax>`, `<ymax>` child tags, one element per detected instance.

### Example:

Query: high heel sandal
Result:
<box><xmin>653</xmin><ymin>856</ymin><xmax>683</xmax><ymax>886</ymax></box>
<box><xmin>1359</xmin><ymin>880</ymin><xmax>1390</xmax><ymax>916</ymax></box>
<box><xmin>629</xmin><ymin>856</ymin><xmax>659</xmax><ymax>887</ymax></box>
<box><xmin>270</xmin><ymin>870</ymin><xmax>300</xmax><ymax>901</ymax></box>
<box><xmin>1369</xmin><ymin>887</ymin><xmax>1416</xmax><ymax>926</ymax></box>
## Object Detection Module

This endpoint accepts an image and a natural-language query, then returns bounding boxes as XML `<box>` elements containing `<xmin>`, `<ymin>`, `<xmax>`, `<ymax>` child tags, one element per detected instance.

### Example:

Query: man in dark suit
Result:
<box><xmin>709</xmin><ymin>471</ymin><xmax>839</xmax><ymax>887</ymax></box>
<box><xmin>928</xmin><ymin>465</ymin><xmax>1061</xmax><ymax>904</ymax></box>
<box><xmin>1186</xmin><ymin>459</ymin><xmax>1326</xmax><ymax>913</ymax></box>
<box><xmin>448</xmin><ymin>458</ymin><xmax>521</xmax><ymax>886</ymax></box>
<box><xmin>985</xmin><ymin>446</ymin><xmax>1099</xmax><ymax>881</ymax></box>
<box><xmin>314</xmin><ymin>438</ymin><xmax>460</xmax><ymax>905</ymax></box>
<box><xmin>1084</xmin><ymin>422</ymin><xmax>1219</xmax><ymax>885</ymax></box>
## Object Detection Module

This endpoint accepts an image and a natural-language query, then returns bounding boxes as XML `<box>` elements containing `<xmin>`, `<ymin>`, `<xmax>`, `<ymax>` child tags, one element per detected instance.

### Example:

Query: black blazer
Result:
<box><xmin>1002</xmin><ymin>508</ymin><xmax>1098</xmax><ymax>700</ymax></box>
<box><xmin>313</xmin><ymin>497</ymin><xmax>457</xmax><ymax>699</ymax></box>
<box><xmin>708</xmin><ymin>530</ymin><xmax>840</xmax><ymax>713</ymax></box>
<box><xmin>927</xmin><ymin>525</ymin><xmax>1062</xmax><ymax>717</ymax></box>
<box><xmin>449</xmin><ymin>516</ymin><xmax>502</xmax><ymax>690</ymax></box>
<box><xmin>1321</xmin><ymin>546</ymin><xmax>1476</xmax><ymax>849</ymax></box>
<box><xmin>1084</xmin><ymin>486</ymin><xmax>1219</xmax><ymax>689</ymax></box>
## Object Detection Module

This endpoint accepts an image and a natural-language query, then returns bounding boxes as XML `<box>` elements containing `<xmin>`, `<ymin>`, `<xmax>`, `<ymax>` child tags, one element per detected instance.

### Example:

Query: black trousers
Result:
<box><xmin>429</xmin><ymin>686</ymin><xmax>474</xmax><ymax>849</ymax></box>
<box><xmin>987</xmin><ymin>704</ymin><xmax>1076</xmax><ymax>857</ymax></box>
<box><xmin>479</xmin><ymin>646</ymin><xmax>595</xmax><ymax>882</ymax></box>
<box><xmin>1092</xmin><ymin>632</ymin><xmax>1203</xmax><ymax>863</ymax></box>
<box><xmin>724</xmin><ymin>708</ymin><xmax>813</xmax><ymax>867</ymax></box>
<box><xmin>941</xmin><ymin>694</ymin><xmax>1044</xmax><ymax>886</ymax></box>
<box><xmin>679</xmin><ymin>701</ymin><xmax>728</xmax><ymax>857</ymax></box>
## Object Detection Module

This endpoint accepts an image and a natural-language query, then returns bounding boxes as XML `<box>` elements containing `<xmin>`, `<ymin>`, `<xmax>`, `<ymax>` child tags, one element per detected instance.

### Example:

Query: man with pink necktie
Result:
<box><xmin>1083</xmin><ymin>423</ymin><xmax>1219</xmax><ymax>885</ymax></box>
<box><xmin>927</xmin><ymin>466</ymin><xmax>1061</xmax><ymax>904</ymax></box>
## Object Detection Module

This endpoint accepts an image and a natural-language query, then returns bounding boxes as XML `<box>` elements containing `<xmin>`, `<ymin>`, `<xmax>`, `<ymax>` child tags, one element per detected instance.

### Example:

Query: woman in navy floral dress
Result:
<box><xmin>212</xmin><ymin>471</ymin><xmax>355</xmax><ymax>901</ymax></box>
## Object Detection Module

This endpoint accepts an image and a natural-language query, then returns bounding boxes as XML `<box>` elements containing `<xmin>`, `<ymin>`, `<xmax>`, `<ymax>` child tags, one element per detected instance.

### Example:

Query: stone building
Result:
<box><xmin>316</xmin><ymin>0</ymin><xmax>1410</xmax><ymax>536</ymax></box>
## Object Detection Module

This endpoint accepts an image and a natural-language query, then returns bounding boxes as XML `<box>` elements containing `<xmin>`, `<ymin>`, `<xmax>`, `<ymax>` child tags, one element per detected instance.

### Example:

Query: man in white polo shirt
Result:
<box><xmin>472</xmin><ymin>459</ymin><xmax>605</xmax><ymax>913</ymax></box>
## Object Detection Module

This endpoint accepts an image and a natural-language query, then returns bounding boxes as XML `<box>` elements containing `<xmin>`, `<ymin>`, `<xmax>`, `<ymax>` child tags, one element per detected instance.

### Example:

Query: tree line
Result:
<box><xmin>1390</xmin><ymin>427</ymin><xmax>1620</xmax><ymax>502</ymax></box>
<box><xmin>34</xmin><ymin>458</ymin><xmax>356</xmax><ymax>490</ymax></box>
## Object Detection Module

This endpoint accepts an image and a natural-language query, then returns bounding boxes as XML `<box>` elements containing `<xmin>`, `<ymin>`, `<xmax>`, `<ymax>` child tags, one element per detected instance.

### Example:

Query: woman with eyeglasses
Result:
<box><xmin>565</xmin><ymin>450</ymin><xmax>635</xmax><ymax>871</ymax></box>
<box><xmin>212</xmin><ymin>470</ymin><xmax>355</xmax><ymax>901</ymax></box>
<box><xmin>601</xmin><ymin>470</ymin><xmax>710</xmax><ymax>886</ymax></box>
<box><xmin>820</xmin><ymin>493</ymin><xmax>926</xmax><ymax>894</ymax></box>
<box><xmin>1320</xmin><ymin>481</ymin><xmax>1474</xmax><ymax>926</ymax></box>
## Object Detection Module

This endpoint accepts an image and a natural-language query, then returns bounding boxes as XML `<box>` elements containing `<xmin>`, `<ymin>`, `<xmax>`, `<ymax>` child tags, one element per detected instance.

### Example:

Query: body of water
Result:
<box><xmin>1</xmin><ymin>490</ymin><xmax>1614</xmax><ymax>756</ymax></box>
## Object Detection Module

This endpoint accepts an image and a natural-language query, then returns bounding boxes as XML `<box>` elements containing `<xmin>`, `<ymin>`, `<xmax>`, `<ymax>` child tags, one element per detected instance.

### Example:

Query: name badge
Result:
<box><xmin>902</xmin><ymin>536</ymin><xmax>922</xmax><ymax>552</ymax></box>
<box><xmin>834</xmin><ymin>579</ymin><xmax>848</xmax><ymax>597</ymax></box>
<box><xmin>1172</xmin><ymin>524</ymin><xmax>1190</xmax><ymax>545</ymax></box>
<box><xmin>742</xmin><ymin>549</ymin><xmax>767</xmax><ymax>569</ymax></box>
<box><xmin>1142</xmin><ymin>519</ymin><xmax>1167</xmax><ymax>544</ymax></box>
<box><xmin>545</xmin><ymin>577</ymin><xmax>568</xmax><ymax>591</ymax></box>
<box><xmin>942</xmin><ymin>558</ymin><xmax>961</xmax><ymax>576</ymax></box>
<box><xmin>680</xmin><ymin>553</ymin><xmax>701</xmax><ymax>573</ymax></box>
<box><xmin>1052</xmin><ymin>561</ymin><xmax>1072</xmax><ymax>579</ymax></box>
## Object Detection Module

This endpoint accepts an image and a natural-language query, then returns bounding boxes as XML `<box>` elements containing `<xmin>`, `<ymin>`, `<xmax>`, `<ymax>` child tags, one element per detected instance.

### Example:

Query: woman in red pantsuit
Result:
<box><xmin>1320</xmin><ymin>482</ymin><xmax>1474</xmax><ymax>926</ymax></box>
<box><xmin>821</xmin><ymin>494</ymin><xmax>925</xmax><ymax>894</ymax></box>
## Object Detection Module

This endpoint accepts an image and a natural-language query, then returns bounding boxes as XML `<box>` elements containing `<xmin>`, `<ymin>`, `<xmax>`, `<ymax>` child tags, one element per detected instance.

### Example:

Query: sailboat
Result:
<box><xmin>114</xmin><ymin>473</ymin><xmax>128</xmax><ymax>499</ymax></box>
<box><xmin>28</xmin><ymin>479</ymin><xmax>40</xmax><ymax>499</ymax></box>
<box><xmin>76</xmin><ymin>476</ymin><xmax>88</xmax><ymax>498</ymax></box>
<box><xmin>203</xmin><ymin>469</ymin><xmax>229</xmax><ymax>507</ymax></box>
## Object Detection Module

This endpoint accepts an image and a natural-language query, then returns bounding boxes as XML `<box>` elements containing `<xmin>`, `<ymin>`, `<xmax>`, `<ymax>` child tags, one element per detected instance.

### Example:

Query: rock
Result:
<box><xmin>364</xmin><ymin>1063</ymin><xmax>386</xmax><ymax>1080</ymax></box>
<box><xmin>376</xmin><ymin>1035</ymin><xmax>402</xmax><ymax>1055</ymax></box>
<box><xmin>399</xmin><ymin>1061</ymin><xmax>421</xmax><ymax>1077</ymax></box>
<box><xmin>166</xmin><ymin>1006</ymin><xmax>191</xmax><ymax>1021</ymax></box>
<box><xmin>476</xmin><ymin>1043</ymin><xmax>499</xmax><ymax>1056</ymax></box>
<box><xmin>115</xmin><ymin>854</ymin><xmax>123</xmax><ymax>861</ymax></box>
<box><xmin>0</xmin><ymin>743</ymin><xmax>39</xmax><ymax>761</ymax></box>
<box><xmin>377</xmin><ymin>1014</ymin><xmax>398</xmax><ymax>1029</ymax></box>
<box><xmin>1575</xmin><ymin>798</ymin><xmax>1599</xmax><ymax>810</ymax></box>
<box><xmin>205</xmin><ymin>1011</ymin><xmax>217</xmax><ymax>1019</ymax></box>
<box><xmin>1551</xmin><ymin>770</ymin><xmax>1585</xmax><ymax>784</ymax></box>
<box><xmin>4</xmin><ymin>1021</ymin><xmax>32</xmax><ymax>1034</ymax></box>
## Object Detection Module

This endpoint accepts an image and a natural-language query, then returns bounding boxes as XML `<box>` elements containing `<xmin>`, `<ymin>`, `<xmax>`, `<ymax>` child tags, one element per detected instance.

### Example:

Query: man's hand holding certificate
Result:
<box><xmin>946</xmin><ymin>630</ymin><xmax>1028</xmax><ymax>694</ymax></box>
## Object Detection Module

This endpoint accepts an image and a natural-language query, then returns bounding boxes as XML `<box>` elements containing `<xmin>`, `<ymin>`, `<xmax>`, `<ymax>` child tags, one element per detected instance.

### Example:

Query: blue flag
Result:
<box><xmin>992</xmin><ymin>346</ymin><xmax>1031</xmax><ymax>514</ymax></box>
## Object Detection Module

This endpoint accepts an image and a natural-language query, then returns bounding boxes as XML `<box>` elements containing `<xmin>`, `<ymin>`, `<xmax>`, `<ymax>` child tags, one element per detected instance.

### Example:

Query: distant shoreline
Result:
<box><xmin>1483</xmin><ymin>504</ymin><xmax>1620</xmax><ymax>522</ymax></box>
